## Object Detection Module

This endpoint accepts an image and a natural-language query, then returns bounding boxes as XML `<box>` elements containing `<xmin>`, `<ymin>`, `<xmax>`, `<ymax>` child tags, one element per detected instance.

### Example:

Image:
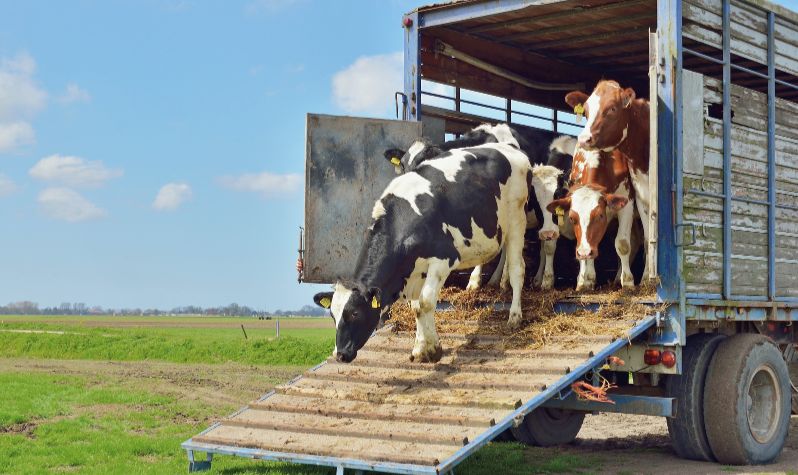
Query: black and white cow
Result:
<box><xmin>383</xmin><ymin>124</ymin><xmax>567</xmax><ymax>290</ymax></box>
<box><xmin>314</xmin><ymin>141</ymin><xmax>532</xmax><ymax>363</ymax></box>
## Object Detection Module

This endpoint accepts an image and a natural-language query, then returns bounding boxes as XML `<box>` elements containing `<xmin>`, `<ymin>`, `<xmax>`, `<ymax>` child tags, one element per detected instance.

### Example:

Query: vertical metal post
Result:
<box><xmin>455</xmin><ymin>86</ymin><xmax>461</xmax><ymax>112</ymax></box>
<box><xmin>656</xmin><ymin>0</ymin><xmax>681</xmax><ymax>303</ymax></box>
<box><xmin>403</xmin><ymin>11</ymin><xmax>421</xmax><ymax>122</ymax></box>
<box><xmin>506</xmin><ymin>97</ymin><xmax>512</xmax><ymax>123</ymax></box>
<box><xmin>767</xmin><ymin>12</ymin><xmax>777</xmax><ymax>300</ymax></box>
<box><xmin>722</xmin><ymin>0</ymin><xmax>732</xmax><ymax>299</ymax></box>
<box><xmin>553</xmin><ymin>109</ymin><xmax>558</xmax><ymax>133</ymax></box>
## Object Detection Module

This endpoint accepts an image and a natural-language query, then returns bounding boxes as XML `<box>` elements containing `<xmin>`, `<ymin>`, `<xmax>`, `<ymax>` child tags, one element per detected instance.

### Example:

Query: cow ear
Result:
<box><xmin>546</xmin><ymin>197</ymin><xmax>571</xmax><ymax>214</ymax></box>
<box><xmin>366</xmin><ymin>287</ymin><xmax>382</xmax><ymax>309</ymax></box>
<box><xmin>622</xmin><ymin>88</ymin><xmax>636</xmax><ymax>108</ymax></box>
<box><xmin>313</xmin><ymin>292</ymin><xmax>334</xmax><ymax>309</ymax></box>
<box><xmin>384</xmin><ymin>148</ymin><xmax>405</xmax><ymax>165</ymax></box>
<box><xmin>606</xmin><ymin>194</ymin><xmax>629</xmax><ymax>210</ymax></box>
<box><xmin>565</xmin><ymin>91</ymin><xmax>589</xmax><ymax>110</ymax></box>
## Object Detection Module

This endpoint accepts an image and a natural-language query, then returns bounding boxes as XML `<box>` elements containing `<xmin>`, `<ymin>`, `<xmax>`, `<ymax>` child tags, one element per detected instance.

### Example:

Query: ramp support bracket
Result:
<box><xmin>187</xmin><ymin>450</ymin><xmax>213</xmax><ymax>472</ymax></box>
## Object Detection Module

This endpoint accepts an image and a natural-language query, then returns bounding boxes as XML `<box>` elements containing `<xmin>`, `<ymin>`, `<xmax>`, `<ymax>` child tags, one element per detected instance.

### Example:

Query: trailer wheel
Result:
<box><xmin>510</xmin><ymin>407</ymin><xmax>584</xmax><ymax>446</ymax></box>
<box><xmin>665</xmin><ymin>332</ymin><xmax>726</xmax><ymax>461</ymax></box>
<box><xmin>703</xmin><ymin>334</ymin><xmax>791</xmax><ymax>465</ymax></box>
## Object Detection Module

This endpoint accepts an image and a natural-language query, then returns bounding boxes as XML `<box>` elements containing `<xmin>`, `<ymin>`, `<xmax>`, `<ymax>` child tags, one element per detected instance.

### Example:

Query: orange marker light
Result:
<box><xmin>661</xmin><ymin>350</ymin><xmax>677</xmax><ymax>368</ymax></box>
<box><xmin>643</xmin><ymin>349</ymin><xmax>661</xmax><ymax>366</ymax></box>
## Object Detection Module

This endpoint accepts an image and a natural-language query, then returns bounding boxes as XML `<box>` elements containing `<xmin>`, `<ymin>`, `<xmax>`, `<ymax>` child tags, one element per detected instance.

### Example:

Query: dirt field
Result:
<box><xmin>2</xmin><ymin>357</ymin><xmax>795</xmax><ymax>474</ymax></box>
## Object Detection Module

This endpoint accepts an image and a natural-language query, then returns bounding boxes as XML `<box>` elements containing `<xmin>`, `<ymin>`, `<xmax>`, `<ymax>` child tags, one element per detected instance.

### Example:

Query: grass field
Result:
<box><xmin>0</xmin><ymin>314</ymin><xmax>603</xmax><ymax>474</ymax></box>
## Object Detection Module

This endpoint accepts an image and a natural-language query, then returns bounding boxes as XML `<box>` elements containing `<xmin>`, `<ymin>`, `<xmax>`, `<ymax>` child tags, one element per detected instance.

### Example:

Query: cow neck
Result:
<box><xmin>616</xmin><ymin>99</ymin><xmax>649</xmax><ymax>174</ymax></box>
<box><xmin>578</xmin><ymin>150</ymin><xmax>629</xmax><ymax>193</ymax></box>
<box><xmin>350</xmin><ymin>230</ymin><xmax>407</xmax><ymax>309</ymax></box>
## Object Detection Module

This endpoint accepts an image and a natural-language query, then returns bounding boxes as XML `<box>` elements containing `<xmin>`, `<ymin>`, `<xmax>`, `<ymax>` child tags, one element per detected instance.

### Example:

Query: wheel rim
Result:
<box><xmin>746</xmin><ymin>365</ymin><xmax>781</xmax><ymax>444</ymax></box>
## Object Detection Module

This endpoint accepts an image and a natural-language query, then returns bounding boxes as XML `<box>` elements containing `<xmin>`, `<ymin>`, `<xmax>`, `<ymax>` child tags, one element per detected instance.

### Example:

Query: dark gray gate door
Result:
<box><xmin>303</xmin><ymin>114</ymin><xmax>433</xmax><ymax>284</ymax></box>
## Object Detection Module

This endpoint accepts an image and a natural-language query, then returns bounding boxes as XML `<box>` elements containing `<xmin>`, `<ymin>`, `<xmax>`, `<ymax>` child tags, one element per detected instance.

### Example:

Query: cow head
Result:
<box><xmin>314</xmin><ymin>282</ymin><xmax>381</xmax><ymax>363</ymax></box>
<box><xmin>383</xmin><ymin>140</ymin><xmax>441</xmax><ymax>175</ymax></box>
<box><xmin>531</xmin><ymin>165</ymin><xmax>563</xmax><ymax>241</ymax></box>
<box><xmin>547</xmin><ymin>185</ymin><xmax>628</xmax><ymax>260</ymax></box>
<box><xmin>565</xmin><ymin>81</ymin><xmax>636</xmax><ymax>152</ymax></box>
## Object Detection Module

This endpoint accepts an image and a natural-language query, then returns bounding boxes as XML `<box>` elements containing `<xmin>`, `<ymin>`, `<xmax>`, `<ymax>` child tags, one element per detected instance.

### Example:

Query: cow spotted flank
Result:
<box><xmin>315</xmin><ymin>142</ymin><xmax>531</xmax><ymax>363</ymax></box>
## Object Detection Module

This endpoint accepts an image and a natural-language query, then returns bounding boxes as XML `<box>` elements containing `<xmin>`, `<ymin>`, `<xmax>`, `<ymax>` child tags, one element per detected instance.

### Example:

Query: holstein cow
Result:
<box><xmin>384</xmin><ymin>124</ymin><xmax>564</xmax><ymax>290</ymax></box>
<box><xmin>546</xmin><ymin>145</ymin><xmax>634</xmax><ymax>291</ymax></box>
<box><xmin>564</xmin><ymin>80</ymin><xmax>652</xmax><ymax>278</ymax></box>
<box><xmin>314</xmin><ymin>142</ymin><xmax>532</xmax><ymax>363</ymax></box>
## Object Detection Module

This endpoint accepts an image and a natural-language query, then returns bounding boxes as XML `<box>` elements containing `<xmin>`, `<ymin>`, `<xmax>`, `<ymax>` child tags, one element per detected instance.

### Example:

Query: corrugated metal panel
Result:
<box><xmin>303</xmin><ymin>114</ymin><xmax>423</xmax><ymax>284</ymax></box>
<box><xmin>183</xmin><ymin>316</ymin><xmax>656</xmax><ymax>473</ymax></box>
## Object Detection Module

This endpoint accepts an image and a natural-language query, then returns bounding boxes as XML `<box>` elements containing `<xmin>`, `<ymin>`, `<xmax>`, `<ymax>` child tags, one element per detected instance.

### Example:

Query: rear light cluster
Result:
<box><xmin>643</xmin><ymin>348</ymin><xmax>677</xmax><ymax>368</ymax></box>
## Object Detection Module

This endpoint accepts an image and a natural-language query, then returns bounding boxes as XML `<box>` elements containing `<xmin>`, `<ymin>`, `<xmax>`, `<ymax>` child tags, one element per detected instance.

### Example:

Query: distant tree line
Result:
<box><xmin>0</xmin><ymin>301</ymin><xmax>327</xmax><ymax>317</ymax></box>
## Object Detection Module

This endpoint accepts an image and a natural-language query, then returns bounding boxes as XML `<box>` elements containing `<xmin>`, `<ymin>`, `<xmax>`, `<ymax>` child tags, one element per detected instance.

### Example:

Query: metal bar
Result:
<box><xmin>553</xmin><ymin>109</ymin><xmax>558</xmax><ymax>133</ymax></box>
<box><xmin>730</xmin><ymin>62</ymin><xmax>769</xmax><ymax>81</ymax></box>
<box><xmin>542</xmin><ymin>393</ymin><xmax>675</xmax><ymax>417</ymax></box>
<box><xmin>454</xmin><ymin>86</ymin><xmax>460</xmax><ymax>113</ymax></box>
<box><xmin>648</xmin><ymin>30</ymin><xmax>659</xmax><ymax>281</ymax></box>
<box><xmin>722</xmin><ymin>0</ymin><xmax>732</xmax><ymax>300</ymax></box>
<box><xmin>656</xmin><ymin>0</ymin><xmax>681</xmax><ymax>309</ymax></box>
<box><xmin>182</xmin><ymin>441</ymin><xmax>438</xmax><ymax>475</ymax></box>
<box><xmin>505</xmin><ymin>97</ymin><xmax>511</xmax><ymax>123</ymax></box>
<box><xmin>767</xmin><ymin>11</ymin><xmax>777</xmax><ymax>301</ymax></box>
<box><xmin>683</xmin><ymin>46</ymin><xmax>723</xmax><ymax>65</ymax></box>
<box><xmin>404</xmin><ymin>11</ymin><xmax>421</xmax><ymax>121</ymax></box>
<box><xmin>437</xmin><ymin>316</ymin><xmax>657</xmax><ymax>474</ymax></box>
<box><xmin>774</xmin><ymin>77</ymin><xmax>798</xmax><ymax>91</ymax></box>
<box><xmin>436</xmin><ymin>40</ymin><xmax>584</xmax><ymax>91</ymax></box>
<box><xmin>418</xmin><ymin>0</ymin><xmax>533</xmax><ymax>29</ymax></box>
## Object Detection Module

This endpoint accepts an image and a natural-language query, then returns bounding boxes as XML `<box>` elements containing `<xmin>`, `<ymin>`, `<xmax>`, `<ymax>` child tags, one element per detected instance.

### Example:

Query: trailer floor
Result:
<box><xmin>182</xmin><ymin>309</ymin><xmax>656</xmax><ymax>474</ymax></box>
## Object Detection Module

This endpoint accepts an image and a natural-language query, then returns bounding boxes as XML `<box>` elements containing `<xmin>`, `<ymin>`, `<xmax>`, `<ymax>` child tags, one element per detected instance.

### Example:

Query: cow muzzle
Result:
<box><xmin>539</xmin><ymin>229</ymin><xmax>559</xmax><ymax>241</ymax></box>
<box><xmin>576</xmin><ymin>248</ymin><xmax>596</xmax><ymax>260</ymax></box>
<box><xmin>335</xmin><ymin>351</ymin><xmax>356</xmax><ymax>363</ymax></box>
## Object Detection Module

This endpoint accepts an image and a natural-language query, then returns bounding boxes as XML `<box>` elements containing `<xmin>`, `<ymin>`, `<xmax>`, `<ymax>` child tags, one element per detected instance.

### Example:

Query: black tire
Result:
<box><xmin>704</xmin><ymin>333</ymin><xmax>792</xmax><ymax>465</ymax></box>
<box><xmin>510</xmin><ymin>407</ymin><xmax>585</xmax><ymax>446</ymax></box>
<box><xmin>665</xmin><ymin>332</ymin><xmax>726</xmax><ymax>461</ymax></box>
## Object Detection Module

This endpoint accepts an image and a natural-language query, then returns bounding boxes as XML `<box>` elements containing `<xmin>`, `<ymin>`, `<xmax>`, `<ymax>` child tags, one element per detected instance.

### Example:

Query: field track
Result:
<box><xmin>2</xmin><ymin>357</ymin><xmax>795</xmax><ymax>474</ymax></box>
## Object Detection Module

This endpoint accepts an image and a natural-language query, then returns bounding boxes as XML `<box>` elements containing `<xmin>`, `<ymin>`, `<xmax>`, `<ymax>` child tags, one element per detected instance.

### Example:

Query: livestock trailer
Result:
<box><xmin>184</xmin><ymin>0</ymin><xmax>798</xmax><ymax>472</ymax></box>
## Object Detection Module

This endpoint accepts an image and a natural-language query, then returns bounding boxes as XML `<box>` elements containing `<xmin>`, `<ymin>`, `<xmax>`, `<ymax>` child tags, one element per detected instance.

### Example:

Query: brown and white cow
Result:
<box><xmin>547</xmin><ymin>145</ymin><xmax>635</xmax><ymax>290</ymax></box>
<box><xmin>564</xmin><ymin>80</ymin><xmax>652</xmax><ymax>279</ymax></box>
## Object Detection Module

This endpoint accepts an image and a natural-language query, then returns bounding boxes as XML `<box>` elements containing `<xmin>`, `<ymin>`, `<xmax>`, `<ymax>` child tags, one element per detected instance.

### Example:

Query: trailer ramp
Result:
<box><xmin>183</xmin><ymin>315</ymin><xmax>656</xmax><ymax>474</ymax></box>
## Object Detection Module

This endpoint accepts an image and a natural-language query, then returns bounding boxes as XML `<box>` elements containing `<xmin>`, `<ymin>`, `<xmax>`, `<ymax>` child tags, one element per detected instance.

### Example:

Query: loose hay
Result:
<box><xmin>389</xmin><ymin>281</ymin><xmax>665</xmax><ymax>350</ymax></box>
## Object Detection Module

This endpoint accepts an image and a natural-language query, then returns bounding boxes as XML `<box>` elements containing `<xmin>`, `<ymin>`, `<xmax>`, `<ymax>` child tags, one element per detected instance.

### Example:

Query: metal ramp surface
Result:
<box><xmin>183</xmin><ymin>316</ymin><xmax>656</xmax><ymax>474</ymax></box>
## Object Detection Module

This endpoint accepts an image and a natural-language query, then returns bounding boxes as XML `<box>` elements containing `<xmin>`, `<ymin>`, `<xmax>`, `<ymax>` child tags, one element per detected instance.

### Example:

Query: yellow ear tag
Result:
<box><xmin>371</xmin><ymin>296</ymin><xmax>380</xmax><ymax>308</ymax></box>
<box><xmin>390</xmin><ymin>157</ymin><xmax>401</xmax><ymax>166</ymax></box>
<box><xmin>555</xmin><ymin>206</ymin><xmax>565</xmax><ymax>227</ymax></box>
<box><xmin>573</xmin><ymin>103</ymin><xmax>584</xmax><ymax>123</ymax></box>
<box><xmin>319</xmin><ymin>297</ymin><xmax>331</xmax><ymax>309</ymax></box>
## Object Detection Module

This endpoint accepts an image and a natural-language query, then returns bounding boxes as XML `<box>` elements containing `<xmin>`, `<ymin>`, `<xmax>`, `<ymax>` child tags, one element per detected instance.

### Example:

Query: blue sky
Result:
<box><xmin>1</xmin><ymin>0</ymin><xmax>796</xmax><ymax>311</ymax></box>
<box><xmin>0</xmin><ymin>0</ymin><xmax>416</xmax><ymax>310</ymax></box>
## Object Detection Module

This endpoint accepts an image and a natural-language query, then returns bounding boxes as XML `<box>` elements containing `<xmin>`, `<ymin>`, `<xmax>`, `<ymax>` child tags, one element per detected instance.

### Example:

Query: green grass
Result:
<box><xmin>0</xmin><ymin>318</ymin><xmax>334</xmax><ymax>366</ymax></box>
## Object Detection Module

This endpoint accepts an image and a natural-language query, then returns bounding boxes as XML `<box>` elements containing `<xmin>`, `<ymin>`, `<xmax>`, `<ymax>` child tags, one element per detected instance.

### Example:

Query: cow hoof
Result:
<box><xmin>575</xmin><ymin>281</ymin><xmax>595</xmax><ymax>292</ymax></box>
<box><xmin>465</xmin><ymin>281</ymin><xmax>480</xmax><ymax>291</ymax></box>
<box><xmin>621</xmin><ymin>276</ymin><xmax>635</xmax><ymax>289</ymax></box>
<box><xmin>411</xmin><ymin>344</ymin><xmax>443</xmax><ymax>363</ymax></box>
<box><xmin>507</xmin><ymin>310</ymin><xmax>523</xmax><ymax>329</ymax></box>
<box><xmin>541</xmin><ymin>274</ymin><xmax>554</xmax><ymax>290</ymax></box>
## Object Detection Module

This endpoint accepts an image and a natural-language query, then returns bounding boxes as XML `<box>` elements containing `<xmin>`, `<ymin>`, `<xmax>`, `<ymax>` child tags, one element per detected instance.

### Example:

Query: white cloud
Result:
<box><xmin>0</xmin><ymin>121</ymin><xmax>35</xmax><ymax>152</ymax></box>
<box><xmin>218</xmin><ymin>172</ymin><xmax>301</xmax><ymax>197</ymax></box>
<box><xmin>37</xmin><ymin>188</ymin><xmax>106</xmax><ymax>222</ymax></box>
<box><xmin>332</xmin><ymin>52</ymin><xmax>403</xmax><ymax>116</ymax></box>
<box><xmin>58</xmin><ymin>83</ymin><xmax>91</xmax><ymax>104</ymax></box>
<box><xmin>29</xmin><ymin>154</ymin><xmax>123</xmax><ymax>188</ymax></box>
<box><xmin>0</xmin><ymin>174</ymin><xmax>17</xmax><ymax>196</ymax></box>
<box><xmin>153</xmin><ymin>182</ymin><xmax>192</xmax><ymax>211</ymax></box>
<box><xmin>0</xmin><ymin>52</ymin><xmax>47</xmax><ymax>152</ymax></box>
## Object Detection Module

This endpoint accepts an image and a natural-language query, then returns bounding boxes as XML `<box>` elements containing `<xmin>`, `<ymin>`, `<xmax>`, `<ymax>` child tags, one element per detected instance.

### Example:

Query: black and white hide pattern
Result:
<box><xmin>314</xmin><ymin>143</ymin><xmax>532</xmax><ymax>363</ymax></box>
<box><xmin>384</xmin><ymin>123</ymin><xmax>564</xmax><ymax>291</ymax></box>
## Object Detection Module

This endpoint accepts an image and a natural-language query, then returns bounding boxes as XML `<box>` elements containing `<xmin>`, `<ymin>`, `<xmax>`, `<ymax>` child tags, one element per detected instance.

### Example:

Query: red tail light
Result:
<box><xmin>643</xmin><ymin>349</ymin><xmax>661</xmax><ymax>366</ymax></box>
<box><xmin>661</xmin><ymin>350</ymin><xmax>677</xmax><ymax>368</ymax></box>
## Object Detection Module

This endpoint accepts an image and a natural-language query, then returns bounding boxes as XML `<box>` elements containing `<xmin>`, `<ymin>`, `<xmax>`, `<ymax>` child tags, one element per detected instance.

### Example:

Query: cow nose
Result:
<box><xmin>539</xmin><ymin>230</ymin><xmax>559</xmax><ymax>241</ymax></box>
<box><xmin>576</xmin><ymin>248</ymin><xmax>594</xmax><ymax>260</ymax></box>
<box><xmin>336</xmin><ymin>351</ymin><xmax>354</xmax><ymax>363</ymax></box>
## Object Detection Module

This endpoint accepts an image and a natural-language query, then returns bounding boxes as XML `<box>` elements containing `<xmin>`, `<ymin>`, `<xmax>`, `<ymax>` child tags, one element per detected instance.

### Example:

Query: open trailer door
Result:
<box><xmin>302</xmin><ymin>114</ymin><xmax>443</xmax><ymax>284</ymax></box>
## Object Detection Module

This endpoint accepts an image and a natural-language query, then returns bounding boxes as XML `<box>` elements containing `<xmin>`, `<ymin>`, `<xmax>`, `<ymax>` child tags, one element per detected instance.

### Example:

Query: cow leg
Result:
<box><xmin>505</xmin><ymin>217</ymin><xmax>526</xmax><ymax>328</ymax></box>
<box><xmin>533</xmin><ymin>244</ymin><xmax>545</xmax><ymax>288</ymax></box>
<box><xmin>411</xmin><ymin>261</ymin><xmax>449</xmax><ymax>363</ymax></box>
<box><xmin>635</xmin><ymin>197</ymin><xmax>652</xmax><ymax>279</ymax></box>
<box><xmin>576</xmin><ymin>259</ymin><xmax>596</xmax><ymax>291</ymax></box>
<box><xmin>615</xmin><ymin>201</ymin><xmax>635</xmax><ymax>288</ymax></box>
<box><xmin>541</xmin><ymin>239</ymin><xmax>556</xmax><ymax>290</ymax></box>
<box><xmin>486</xmin><ymin>249</ymin><xmax>506</xmax><ymax>287</ymax></box>
<box><xmin>466</xmin><ymin>265</ymin><xmax>482</xmax><ymax>291</ymax></box>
